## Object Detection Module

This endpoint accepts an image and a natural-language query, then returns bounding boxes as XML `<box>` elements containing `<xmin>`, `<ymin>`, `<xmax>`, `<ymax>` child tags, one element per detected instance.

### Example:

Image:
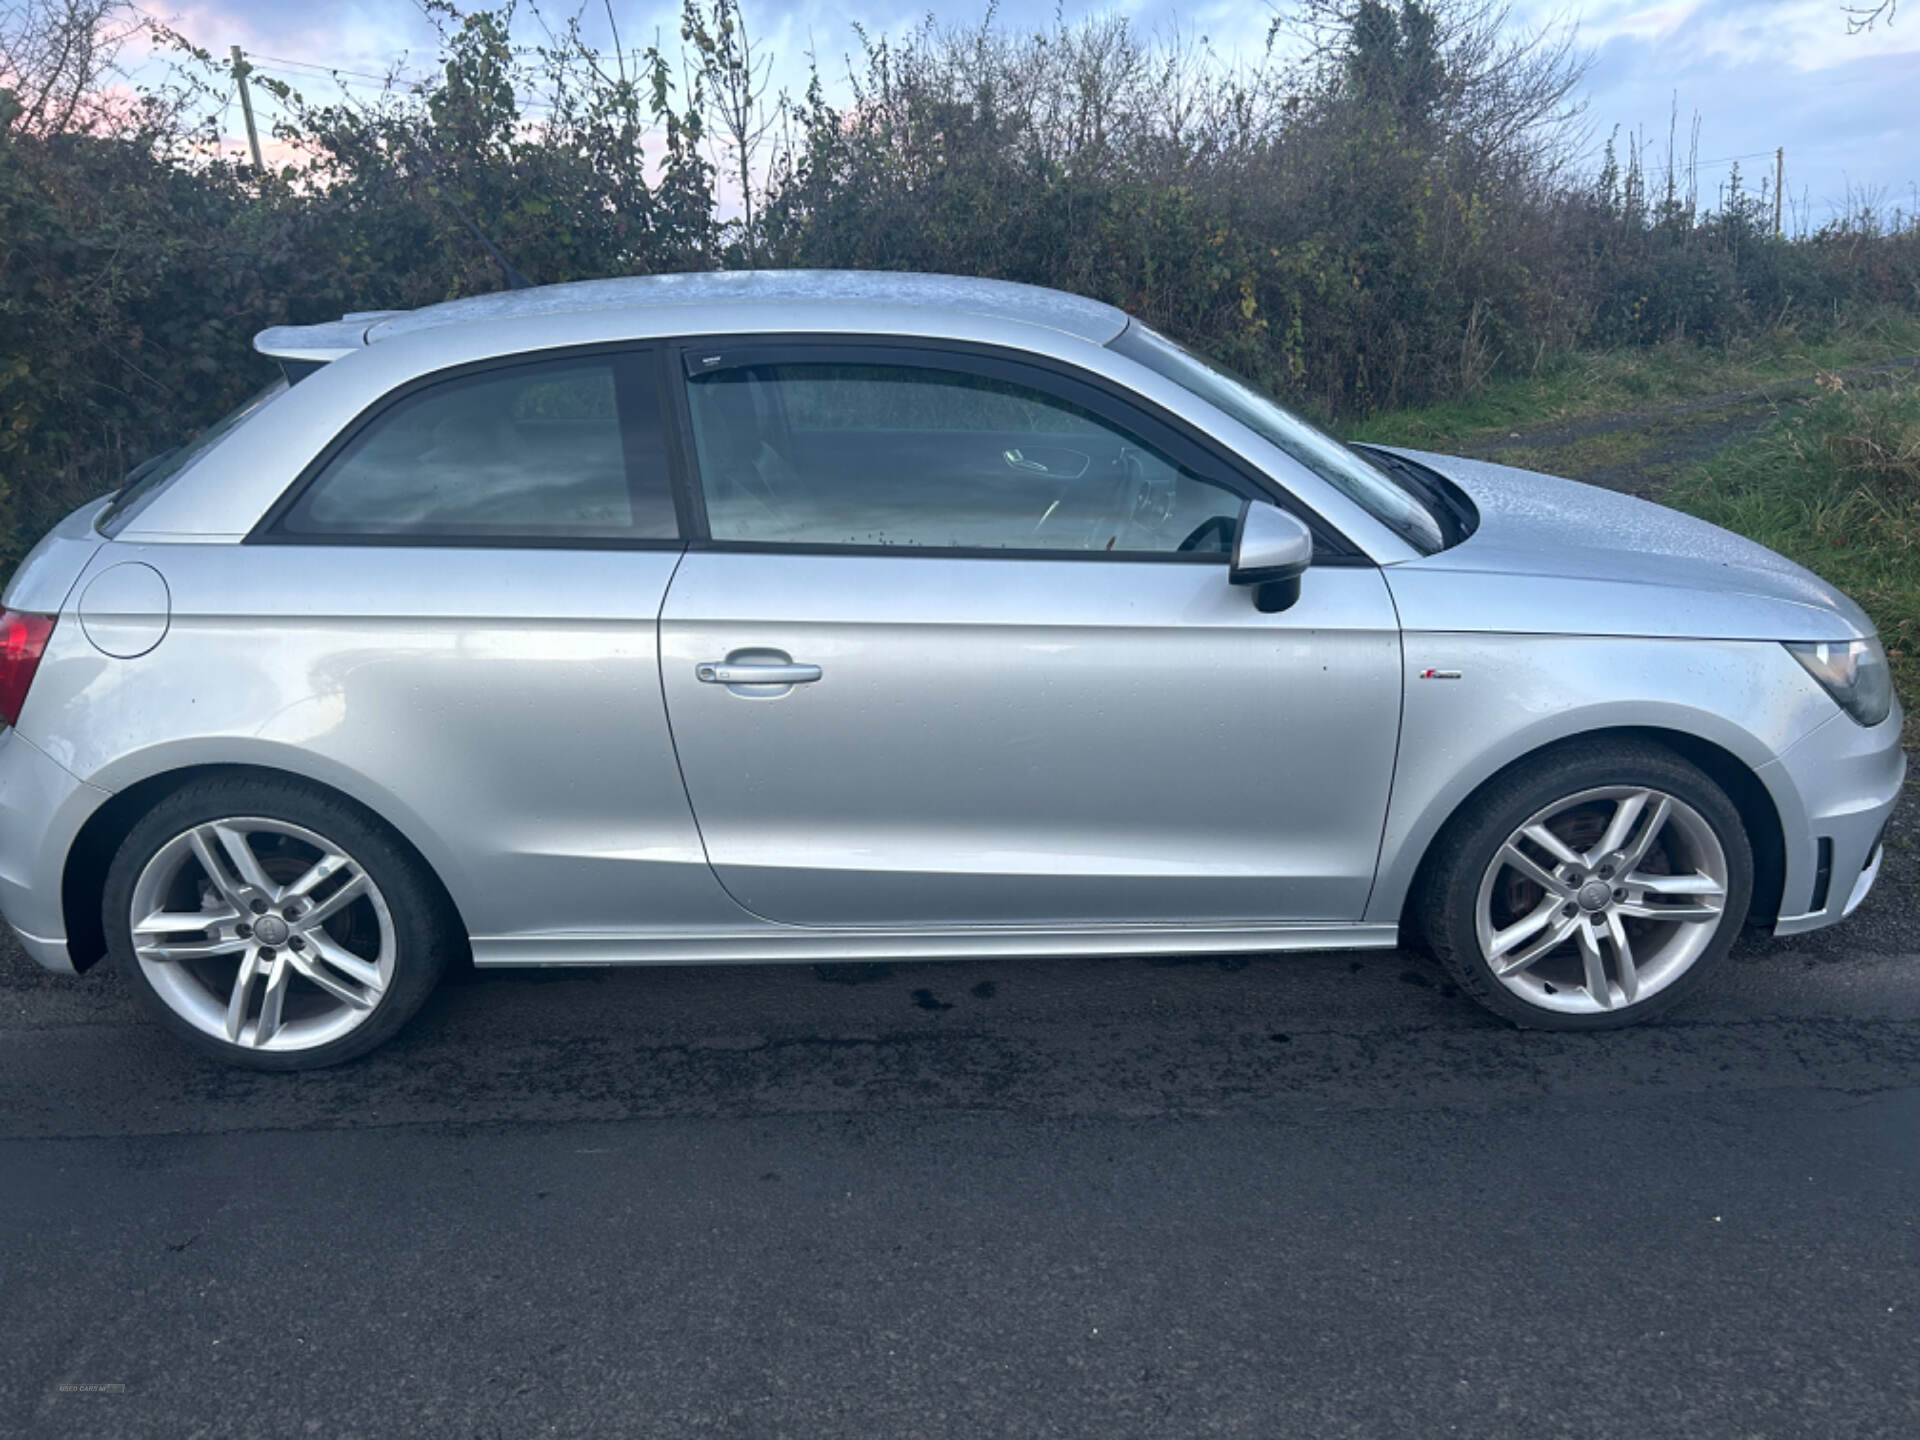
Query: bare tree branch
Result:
<box><xmin>1845</xmin><ymin>0</ymin><xmax>1898</xmax><ymax>34</ymax></box>
<box><xmin>0</xmin><ymin>0</ymin><xmax>144</xmax><ymax>134</ymax></box>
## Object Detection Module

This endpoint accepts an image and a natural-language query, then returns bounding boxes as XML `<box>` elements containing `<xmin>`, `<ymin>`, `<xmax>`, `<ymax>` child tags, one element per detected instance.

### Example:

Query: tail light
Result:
<box><xmin>0</xmin><ymin>610</ymin><xmax>56</xmax><ymax>728</ymax></box>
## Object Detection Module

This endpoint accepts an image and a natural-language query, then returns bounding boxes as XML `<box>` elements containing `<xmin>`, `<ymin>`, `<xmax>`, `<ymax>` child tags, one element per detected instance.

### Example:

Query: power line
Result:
<box><xmin>245</xmin><ymin>61</ymin><xmax>558</xmax><ymax>117</ymax></box>
<box><xmin>1600</xmin><ymin>143</ymin><xmax>1780</xmax><ymax>169</ymax></box>
<box><xmin>244</xmin><ymin>52</ymin><xmax>558</xmax><ymax>112</ymax></box>
<box><xmin>248</xmin><ymin>53</ymin><xmax>422</xmax><ymax>86</ymax></box>
<box><xmin>247</xmin><ymin>64</ymin><xmax>389</xmax><ymax>90</ymax></box>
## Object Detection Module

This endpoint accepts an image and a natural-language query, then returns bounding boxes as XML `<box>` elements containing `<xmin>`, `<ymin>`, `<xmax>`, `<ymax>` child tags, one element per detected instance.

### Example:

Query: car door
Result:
<box><xmin>657</xmin><ymin>340</ymin><xmax>1403</xmax><ymax>928</ymax></box>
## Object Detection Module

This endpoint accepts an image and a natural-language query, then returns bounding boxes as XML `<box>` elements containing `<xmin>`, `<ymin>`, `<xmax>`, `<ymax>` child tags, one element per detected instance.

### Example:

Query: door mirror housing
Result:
<box><xmin>1229</xmin><ymin>501</ymin><xmax>1314</xmax><ymax>613</ymax></box>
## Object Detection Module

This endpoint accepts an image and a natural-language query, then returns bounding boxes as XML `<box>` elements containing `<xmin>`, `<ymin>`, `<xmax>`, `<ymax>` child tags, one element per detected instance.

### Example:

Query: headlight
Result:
<box><xmin>1785</xmin><ymin>637</ymin><xmax>1894</xmax><ymax>727</ymax></box>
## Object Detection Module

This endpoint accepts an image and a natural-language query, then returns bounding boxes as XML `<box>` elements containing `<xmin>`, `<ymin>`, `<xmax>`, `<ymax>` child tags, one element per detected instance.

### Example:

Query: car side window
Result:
<box><xmin>683</xmin><ymin>359</ymin><xmax>1245</xmax><ymax>555</ymax></box>
<box><xmin>279</xmin><ymin>354</ymin><xmax>678</xmax><ymax>541</ymax></box>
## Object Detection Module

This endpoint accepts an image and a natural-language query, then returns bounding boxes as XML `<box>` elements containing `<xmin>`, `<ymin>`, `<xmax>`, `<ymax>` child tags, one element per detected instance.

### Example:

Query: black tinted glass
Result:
<box><xmin>283</xmin><ymin>355</ymin><xmax>677</xmax><ymax>540</ymax></box>
<box><xmin>685</xmin><ymin>362</ymin><xmax>1242</xmax><ymax>555</ymax></box>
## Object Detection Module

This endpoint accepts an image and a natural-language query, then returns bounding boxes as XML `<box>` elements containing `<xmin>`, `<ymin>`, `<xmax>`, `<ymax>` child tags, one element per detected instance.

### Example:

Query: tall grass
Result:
<box><xmin>1665</xmin><ymin>373</ymin><xmax>1920</xmax><ymax>719</ymax></box>
<box><xmin>1351</xmin><ymin>308</ymin><xmax>1920</xmax><ymax>448</ymax></box>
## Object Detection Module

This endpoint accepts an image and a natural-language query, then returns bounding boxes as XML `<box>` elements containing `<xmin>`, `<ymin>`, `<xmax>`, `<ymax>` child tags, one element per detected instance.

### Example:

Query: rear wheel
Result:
<box><xmin>105</xmin><ymin>776</ymin><xmax>455</xmax><ymax>1069</ymax></box>
<box><xmin>1419</xmin><ymin>741</ymin><xmax>1753</xmax><ymax>1029</ymax></box>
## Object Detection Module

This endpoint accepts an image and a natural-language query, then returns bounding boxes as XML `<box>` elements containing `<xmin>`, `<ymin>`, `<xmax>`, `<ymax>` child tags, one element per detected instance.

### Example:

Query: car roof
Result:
<box><xmin>253</xmin><ymin>271</ymin><xmax>1132</xmax><ymax>362</ymax></box>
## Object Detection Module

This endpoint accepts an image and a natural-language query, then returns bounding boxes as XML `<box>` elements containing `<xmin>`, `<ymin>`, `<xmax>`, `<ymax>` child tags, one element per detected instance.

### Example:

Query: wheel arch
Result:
<box><xmin>1387</xmin><ymin>725</ymin><xmax>1788</xmax><ymax>943</ymax></box>
<box><xmin>62</xmin><ymin>761</ymin><xmax>471</xmax><ymax>972</ymax></box>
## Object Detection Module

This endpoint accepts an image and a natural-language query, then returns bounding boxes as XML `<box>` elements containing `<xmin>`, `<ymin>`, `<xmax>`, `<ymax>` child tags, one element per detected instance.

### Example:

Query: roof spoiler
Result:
<box><xmin>253</xmin><ymin>312</ymin><xmax>406</xmax><ymax>382</ymax></box>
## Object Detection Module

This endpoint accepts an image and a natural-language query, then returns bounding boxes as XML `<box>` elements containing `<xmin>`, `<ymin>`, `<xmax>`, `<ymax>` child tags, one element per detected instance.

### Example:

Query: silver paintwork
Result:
<box><xmin>658</xmin><ymin>551</ymin><xmax>1401</xmax><ymax>926</ymax></box>
<box><xmin>1361</xmin><ymin>632</ymin><xmax>1866</xmax><ymax>931</ymax></box>
<box><xmin>3</xmin><ymin>495</ymin><xmax>108</xmax><ymax>616</ymax></box>
<box><xmin>1378</xmin><ymin>449</ymin><xmax>1876</xmax><ymax>641</ymax></box>
<box><xmin>1770</xmin><ymin>701</ymin><xmax>1905</xmax><ymax>933</ymax></box>
<box><xmin>131</xmin><ymin>816</ymin><xmax>394</xmax><ymax>1050</ymax></box>
<box><xmin>0</xmin><ymin>728</ymin><xmax>111</xmax><ymax>966</ymax></box>
<box><xmin>21</xmin><ymin>542</ymin><xmax>731</xmax><ymax>942</ymax></box>
<box><xmin>1474</xmin><ymin>786</ymin><xmax>1729</xmax><ymax>1014</ymax></box>
<box><xmin>1844</xmin><ymin>841</ymin><xmax>1884</xmax><ymax>919</ymax></box>
<box><xmin>695</xmin><ymin>657</ymin><xmax>825</xmax><ymax>692</ymax></box>
<box><xmin>250</xmin><ymin>316</ymin><xmax>392</xmax><ymax>363</ymax></box>
<box><xmin>367</xmin><ymin>271</ymin><xmax>1130</xmax><ymax>346</ymax></box>
<box><xmin>0</xmin><ymin>271</ymin><xmax>1903</xmax><ymax>1016</ymax></box>
<box><xmin>77</xmin><ymin>561</ymin><xmax>170</xmax><ymax>658</ymax></box>
<box><xmin>1230</xmin><ymin>501</ymin><xmax>1314</xmax><ymax>584</ymax></box>
<box><xmin>470</xmin><ymin>922</ymin><xmax>1402</xmax><ymax>967</ymax></box>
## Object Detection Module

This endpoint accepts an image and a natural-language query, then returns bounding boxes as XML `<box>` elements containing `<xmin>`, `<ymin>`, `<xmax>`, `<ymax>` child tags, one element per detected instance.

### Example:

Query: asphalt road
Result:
<box><xmin>3</xmin><ymin>788</ymin><xmax>1915</xmax><ymax>1438</ymax></box>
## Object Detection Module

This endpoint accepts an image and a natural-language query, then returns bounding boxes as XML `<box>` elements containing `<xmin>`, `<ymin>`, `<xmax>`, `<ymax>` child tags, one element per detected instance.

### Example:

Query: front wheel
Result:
<box><xmin>1418</xmin><ymin>741</ymin><xmax>1754</xmax><ymax>1029</ymax></box>
<box><xmin>105</xmin><ymin>776</ymin><xmax>456</xmax><ymax>1069</ymax></box>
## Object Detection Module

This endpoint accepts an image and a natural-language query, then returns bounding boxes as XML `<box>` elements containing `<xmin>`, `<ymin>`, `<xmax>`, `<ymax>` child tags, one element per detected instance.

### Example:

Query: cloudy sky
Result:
<box><xmin>131</xmin><ymin>1</ymin><xmax>1920</xmax><ymax>227</ymax></box>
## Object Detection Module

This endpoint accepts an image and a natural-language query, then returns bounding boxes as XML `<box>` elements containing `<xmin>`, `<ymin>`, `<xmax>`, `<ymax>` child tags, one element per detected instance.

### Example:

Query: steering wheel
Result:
<box><xmin>1093</xmin><ymin>447</ymin><xmax>1173</xmax><ymax>551</ymax></box>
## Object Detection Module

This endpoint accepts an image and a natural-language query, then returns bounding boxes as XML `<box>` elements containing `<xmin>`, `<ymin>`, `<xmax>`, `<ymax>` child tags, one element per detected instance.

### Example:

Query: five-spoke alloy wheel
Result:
<box><xmin>106</xmin><ymin>777</ymin><xmax>454</xmax><ymax>1068</ymax></box>
<box><xmin>1419</xmin><ymin>740</ymin><xmax>1754</xmax><ymax>1029</ymax></box>
<box><xmin>128</xmin><ymin>818</ymin><xmax>396</xmax><ymax>1052</ymax></box>
<box><xmin>1475</xmin><ymin>786</ymin><xmax>1730</xmax><ymax>1015</ymax></box>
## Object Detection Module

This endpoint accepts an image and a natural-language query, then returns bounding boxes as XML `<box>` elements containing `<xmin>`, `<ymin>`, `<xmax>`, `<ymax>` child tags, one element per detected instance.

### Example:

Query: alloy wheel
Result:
<box><xmin>1473</xmin><ymin>785</ymin><xmax>1730</xmax><ymax>1015</ymax></box>
<box><xmin>128</xmin><ymin>817</ymin><xmax>396</xmax><ymax>1052</ymax></box>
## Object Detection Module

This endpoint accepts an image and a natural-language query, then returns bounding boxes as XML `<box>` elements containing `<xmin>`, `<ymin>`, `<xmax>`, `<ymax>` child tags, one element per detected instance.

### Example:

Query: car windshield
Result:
<box><xmin>1108</xmin><ymin>323</ymin><xmax>1446</xmax><ymax>554</ymax></box>
<box><xmin>97</xmin><ymin>378</ymin><xmax>288</xmax><ymax>536</ymax></box>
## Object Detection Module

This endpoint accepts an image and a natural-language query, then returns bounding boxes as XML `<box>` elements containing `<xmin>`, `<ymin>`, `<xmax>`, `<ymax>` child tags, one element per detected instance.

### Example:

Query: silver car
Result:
<box><xmin>0</xmin><ymin>272</ymin><xmax>1902</xmax><ymax>1068</ymax></box>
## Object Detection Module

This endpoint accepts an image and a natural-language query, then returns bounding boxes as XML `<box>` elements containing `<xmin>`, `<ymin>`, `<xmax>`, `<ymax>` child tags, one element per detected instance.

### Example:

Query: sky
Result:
<box><xmin>122</xmin><ymin>0</ymin><xmax>1920</xmax><ymax>227</ymax></box>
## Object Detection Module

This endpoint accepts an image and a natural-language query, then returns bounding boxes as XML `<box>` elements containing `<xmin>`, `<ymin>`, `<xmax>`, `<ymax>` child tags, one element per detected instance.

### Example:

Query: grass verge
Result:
<box><xmin>1661</xmin><ymin>371</ymin><xmax>1919</xmax><ymax>725</ymax></box>
<box><xmin>1349</xmin><ymin>309</ymin><xmax>1920</xmax><ymax>451</ymax></box>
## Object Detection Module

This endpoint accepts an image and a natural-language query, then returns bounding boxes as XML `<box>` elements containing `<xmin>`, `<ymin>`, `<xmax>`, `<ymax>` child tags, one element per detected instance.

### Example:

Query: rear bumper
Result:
<box><xmin>1769</xmin><ymin>699</ymin><xmax>1906</xmax><ymax>936</ymax></box>
<box><xmin>0</xmin><ymin>728</ymin><xmax>111</xmax><ymax>973</ymax></box>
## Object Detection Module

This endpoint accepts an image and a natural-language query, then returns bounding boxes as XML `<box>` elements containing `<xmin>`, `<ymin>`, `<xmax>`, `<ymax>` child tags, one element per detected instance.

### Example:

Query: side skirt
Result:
<box><xmin>470</xmin><ymin>922</ymin><xmax>1403</xmax><ymax>968</ymax></box>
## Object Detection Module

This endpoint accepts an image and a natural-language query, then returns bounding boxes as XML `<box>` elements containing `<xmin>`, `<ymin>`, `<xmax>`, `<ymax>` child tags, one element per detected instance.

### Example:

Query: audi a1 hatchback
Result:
<box><xmin>0</xmin><ymin>272</ymin><xmax>1902</xmax><ymax>1067</ymax></box>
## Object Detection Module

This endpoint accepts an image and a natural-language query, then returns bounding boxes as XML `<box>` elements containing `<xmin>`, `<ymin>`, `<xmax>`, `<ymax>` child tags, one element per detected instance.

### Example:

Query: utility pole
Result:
<box><xmin>1774</xmin><ymin>147</ymin><xmax>1785</xmax><ymax>238</ymax></box>
<box><xmin>231</xmin><ymin>46</ymin><xmax>265</xmax><ymax>175</ymax></box>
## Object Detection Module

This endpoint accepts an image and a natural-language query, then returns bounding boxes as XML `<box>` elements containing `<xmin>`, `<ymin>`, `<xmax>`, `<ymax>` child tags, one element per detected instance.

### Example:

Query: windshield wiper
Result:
<box><xmin>1349</xmin><ymin>444</ymin><xmax>1476</xmax><ymax>548</ymax></box>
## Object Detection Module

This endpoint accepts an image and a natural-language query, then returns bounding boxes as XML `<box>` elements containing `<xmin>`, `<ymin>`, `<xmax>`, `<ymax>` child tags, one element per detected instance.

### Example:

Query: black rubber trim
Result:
<box><xmin>1810</xmin><ymin>836</ymin><xmax>1835</xmax><ymax>913</ymax></box>
<box><xmin>1349</xmin><ymin>443</ymin><xmax>1481</xmax><ymax>550</ymax></box>
<box><xmin>276</xmin><ymin>358</ymin><xmax>327</xmax><ymax>386</ymax></box>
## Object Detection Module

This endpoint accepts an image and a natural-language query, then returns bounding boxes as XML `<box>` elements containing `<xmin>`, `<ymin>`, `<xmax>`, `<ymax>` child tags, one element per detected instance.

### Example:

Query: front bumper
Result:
<box><xmin>1768</xmin><ymin>697</ymin><xmax>1906</xmax><ymax>936</ymax></box>
<box><xmin>0</xmin><ymin>728</ymin><xmax>112</xmax><ymax>973</ymax></box>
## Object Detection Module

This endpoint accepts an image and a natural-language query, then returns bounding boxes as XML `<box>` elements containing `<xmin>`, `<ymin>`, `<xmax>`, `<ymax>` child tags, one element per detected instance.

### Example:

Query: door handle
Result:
<box><xmin>696</xmin><ymin>661</ymin><xmax>823</xmax><ymax>685</ymax></box>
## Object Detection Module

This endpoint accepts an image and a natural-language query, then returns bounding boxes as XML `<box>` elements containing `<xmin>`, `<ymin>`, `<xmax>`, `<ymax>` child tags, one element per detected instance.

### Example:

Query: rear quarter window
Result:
<box><xmin>273</xmin><ymin>354</ymin><xmax>679</xmax><ymax>542</ymax></box>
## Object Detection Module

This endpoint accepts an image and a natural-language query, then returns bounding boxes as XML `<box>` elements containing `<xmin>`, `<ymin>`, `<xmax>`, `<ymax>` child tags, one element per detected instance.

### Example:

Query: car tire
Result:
<box><xmin>1417</xmin><ymin>739</ymin><xmax>1754</xmax><ymax>1030</ymax></box>
<box><xmin>104</xmin><ymin>774</ymin><xmax>457</xmax><ymax>1069</ymax></box>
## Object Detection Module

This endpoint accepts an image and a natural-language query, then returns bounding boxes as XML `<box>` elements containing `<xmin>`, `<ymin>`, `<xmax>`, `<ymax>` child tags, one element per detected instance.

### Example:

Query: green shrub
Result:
<box><xmin>4</xmin><ymin>0</ymin><xmax>1920</xmax><ymax>573</ymax></box>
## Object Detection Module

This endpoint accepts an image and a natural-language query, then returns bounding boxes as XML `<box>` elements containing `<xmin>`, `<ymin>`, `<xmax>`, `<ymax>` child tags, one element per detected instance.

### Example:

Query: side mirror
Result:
<box><xmin>1229</xmin><ymin>500</ymin><xmax>1314</xmax><ymax>613</ymax></box>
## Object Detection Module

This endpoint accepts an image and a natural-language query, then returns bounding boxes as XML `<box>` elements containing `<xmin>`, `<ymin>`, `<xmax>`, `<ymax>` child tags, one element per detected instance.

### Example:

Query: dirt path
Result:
<box><xmin>1445</xmin><ymin>354</ymin><xmax>1920</xmax><ymax>498</ymax></box>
